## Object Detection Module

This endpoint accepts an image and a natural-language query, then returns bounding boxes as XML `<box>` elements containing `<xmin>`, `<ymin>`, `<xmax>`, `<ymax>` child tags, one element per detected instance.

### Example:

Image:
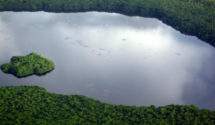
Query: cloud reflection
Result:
<box><xmin>0</xmin><ymin>12</ymin><xmax>215</xmax><ymax>110</ymax></box>
<box><xmin>0</xmin><ymin>19</ymin><xmax>20</xmax><ymax>60</ymax></box>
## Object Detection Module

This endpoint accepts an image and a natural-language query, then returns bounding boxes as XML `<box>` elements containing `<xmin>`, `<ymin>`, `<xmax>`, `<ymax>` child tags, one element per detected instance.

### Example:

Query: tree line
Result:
<box><xmin>0</xmin><ymin>86</ymin><xmax>214</xmax><ymax>125</ymax></box>
<box><xmin>0</xmin><ymin>0</ymin><xmax>214</xmax><ymax>47</ymax></box>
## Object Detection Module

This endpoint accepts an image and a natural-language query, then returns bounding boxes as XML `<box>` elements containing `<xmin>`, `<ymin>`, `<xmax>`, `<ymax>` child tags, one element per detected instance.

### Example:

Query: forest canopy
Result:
<box><xmin>0</xmin><ymin>1</ymin><xmax>215</xmax><ymax>124</ymax></box>
<box><xmin>1</xmin><ymin>52</ymin><xmax>55</xmax><ymax>77</ymax></box>
<box><xmin>0</xmin><ymin>86</ymin><xmax>214</xmax><ymax>125</ymax></box>
<box><xmin>0</xmin><ymin>0</ymin><xmax>214</xmax><ymax>47</ymax></box>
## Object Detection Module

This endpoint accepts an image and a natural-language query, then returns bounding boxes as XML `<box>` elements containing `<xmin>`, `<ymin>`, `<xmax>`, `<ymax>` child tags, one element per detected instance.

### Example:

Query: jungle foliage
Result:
<box><xmin>0</xmin><ymin>0</ymin><xmax>214</xmax><ymax>46</ymax></box>
<box><xmin>1</xmin><ymin>53</ymin><xmax>55</xmax><ymax>77</ymax></box>
<box><xmin>0</xmin><ymin>86</ymin><xmax>214</xmax><ymax>125</ymax></box>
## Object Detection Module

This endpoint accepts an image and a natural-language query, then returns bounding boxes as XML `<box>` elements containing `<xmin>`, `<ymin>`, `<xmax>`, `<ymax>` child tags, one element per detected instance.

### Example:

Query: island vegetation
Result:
<box><xmin>0</xmin><ymin>0</ymin><xmax>214</xmax><ymax>47</ymax></box>
<box><xmin>0</xmin><ymin>1</ymin><xmax>214</xmax><ymax>124</ymax></box>
<box><xmin>0</xmin><ymin>86</ymin><xmax>214</xmax><ymax>125</ymax></box>
<box><xmin>1</xmin><ymin>52</ymin><xmax>55</xmax><ymax>78</ymax></box>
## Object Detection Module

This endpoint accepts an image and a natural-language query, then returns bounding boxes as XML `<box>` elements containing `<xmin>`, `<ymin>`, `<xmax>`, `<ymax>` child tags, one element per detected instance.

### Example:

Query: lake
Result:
<box><xmin>0</xmin><ymin>11</ymin><xmax>215</xmax><ymax>110</ymax></box>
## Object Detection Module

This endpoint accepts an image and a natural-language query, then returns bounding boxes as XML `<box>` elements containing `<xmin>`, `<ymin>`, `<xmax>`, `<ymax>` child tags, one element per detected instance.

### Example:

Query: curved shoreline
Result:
<box><xmin>0</xmin><ymin>0</ymin><xmax>214</xmax><ymax>47</ymax></box>
<box><xmin>0</xmin><ymin>86</ymin><xmax>214</xmax><ymax>124</ymax></box>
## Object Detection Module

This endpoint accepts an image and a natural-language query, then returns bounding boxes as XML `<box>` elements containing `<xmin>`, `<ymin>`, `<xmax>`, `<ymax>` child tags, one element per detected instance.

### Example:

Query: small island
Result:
<box><xmin>1</xmin><ymin>52</ymin><xmax>55</xmax><ymax>78</ymax></box>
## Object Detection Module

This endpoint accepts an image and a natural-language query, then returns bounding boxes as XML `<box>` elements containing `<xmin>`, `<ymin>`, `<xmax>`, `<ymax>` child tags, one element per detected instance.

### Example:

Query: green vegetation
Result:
<box><xmin>0</xmin><ymin>1</ymin><xmax>214</xmax><ymax>124</ymax></box>
<box><xmin>0</xmin><ymin>0</ymin><xmax>214</xmax><ymax>46</ymax></box>
<box><xmin>0</xmin><ymin>86</ymin><xmax>214</xmax><ymax>125</ymax></box>
<box><xmin>1</xmin><ymin>52</ymin><xmax>55</xmax><ymax>77</ymax></box>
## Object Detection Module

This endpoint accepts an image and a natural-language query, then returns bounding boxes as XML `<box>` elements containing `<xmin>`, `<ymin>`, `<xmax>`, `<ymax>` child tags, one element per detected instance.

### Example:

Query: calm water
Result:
<box><xmin>0</xmin><ymin>12</ymin><xmax>215</xmax><ymax>110</ymax></box>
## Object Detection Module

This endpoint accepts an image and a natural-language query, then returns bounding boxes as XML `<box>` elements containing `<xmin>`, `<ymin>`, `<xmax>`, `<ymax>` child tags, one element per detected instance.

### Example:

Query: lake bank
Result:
<box><xmin>0</xmin><ymin>86</ymin><xmax>214</xmax><ymax>124</ymax></box>
<box><xmin>0</xmin><ymin>12</ymin><xmax>215</xmax><ymax>110</ymax></box>
<box><xmin>0</xmin><ymin>0</ymin><xmax>214</xmax><ymax>47</ymax></box>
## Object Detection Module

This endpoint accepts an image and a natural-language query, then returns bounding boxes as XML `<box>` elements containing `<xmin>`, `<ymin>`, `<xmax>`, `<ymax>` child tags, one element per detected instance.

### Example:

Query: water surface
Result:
<box><xmin>0</xmin><ymin>12</ymin><xmax>215</xmax><ymax>110</ymax></box>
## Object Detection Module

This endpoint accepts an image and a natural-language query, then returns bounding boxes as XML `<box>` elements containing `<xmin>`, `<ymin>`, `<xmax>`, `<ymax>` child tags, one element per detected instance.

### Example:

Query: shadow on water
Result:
<box><xmin>181</xmin><ymin>54</ymin><xmax>215</xmax><ymax>110</ymax></box>
<box><xmin>0</xmin><ymin>68</ymin><xmax>55</xmax><ymax>79</ymax></box>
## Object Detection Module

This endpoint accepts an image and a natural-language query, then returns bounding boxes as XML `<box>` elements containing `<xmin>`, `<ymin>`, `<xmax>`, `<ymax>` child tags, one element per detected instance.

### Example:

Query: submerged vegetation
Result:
<box><xmin>0</xmin><ymin>0</ymin><xmax>214</xmax><ymax>47</ymax></box>
<box><xmin>0</xmin><ymin>86</ymin><xmax>214</xmax><ymax>125</ymax></box>
<box><xmin>1</xmin><ymin>53</ymin><xmax>55</xmax><ymax>77</ymax></box>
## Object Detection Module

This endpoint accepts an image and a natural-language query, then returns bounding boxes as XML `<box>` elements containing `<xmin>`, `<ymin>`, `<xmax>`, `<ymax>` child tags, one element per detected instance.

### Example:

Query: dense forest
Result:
<box><xmin>0</xmin><ymin>0</ymin><xmax>214</xmax><ymax>47</ymax></box>
<box><xmin>1</xmin><ymin>53</ymin><xmax>55</xmax><ymax>78</ymax></box>
<box><xmin>0</xmin><ymin>86</ymin><xmax>214</xmax><ymax>125</ymax></box>
<box><xmin>0</xmin><ymin>1</ymin><xmax>215</xmax><ymax>124</ymax></box>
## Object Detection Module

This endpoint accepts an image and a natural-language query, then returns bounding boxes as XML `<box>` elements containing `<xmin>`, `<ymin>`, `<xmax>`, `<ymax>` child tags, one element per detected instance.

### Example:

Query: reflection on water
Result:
<box><xmin>0</xmin><ymin>19</ymin><xmax>21</xmax><ymax>59</ymax></box>
<box><xmin>0</xmin><ymin>12</ymin><xmax>215</xmax><ymax>110</ymax></box>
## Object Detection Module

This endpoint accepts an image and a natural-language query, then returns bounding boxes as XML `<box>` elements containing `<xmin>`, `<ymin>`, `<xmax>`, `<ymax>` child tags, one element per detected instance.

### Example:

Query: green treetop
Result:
<box><xmin>1</xmin><ymin>52</ymin><xmax>55</xmax><ymax>78</ymax></box>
